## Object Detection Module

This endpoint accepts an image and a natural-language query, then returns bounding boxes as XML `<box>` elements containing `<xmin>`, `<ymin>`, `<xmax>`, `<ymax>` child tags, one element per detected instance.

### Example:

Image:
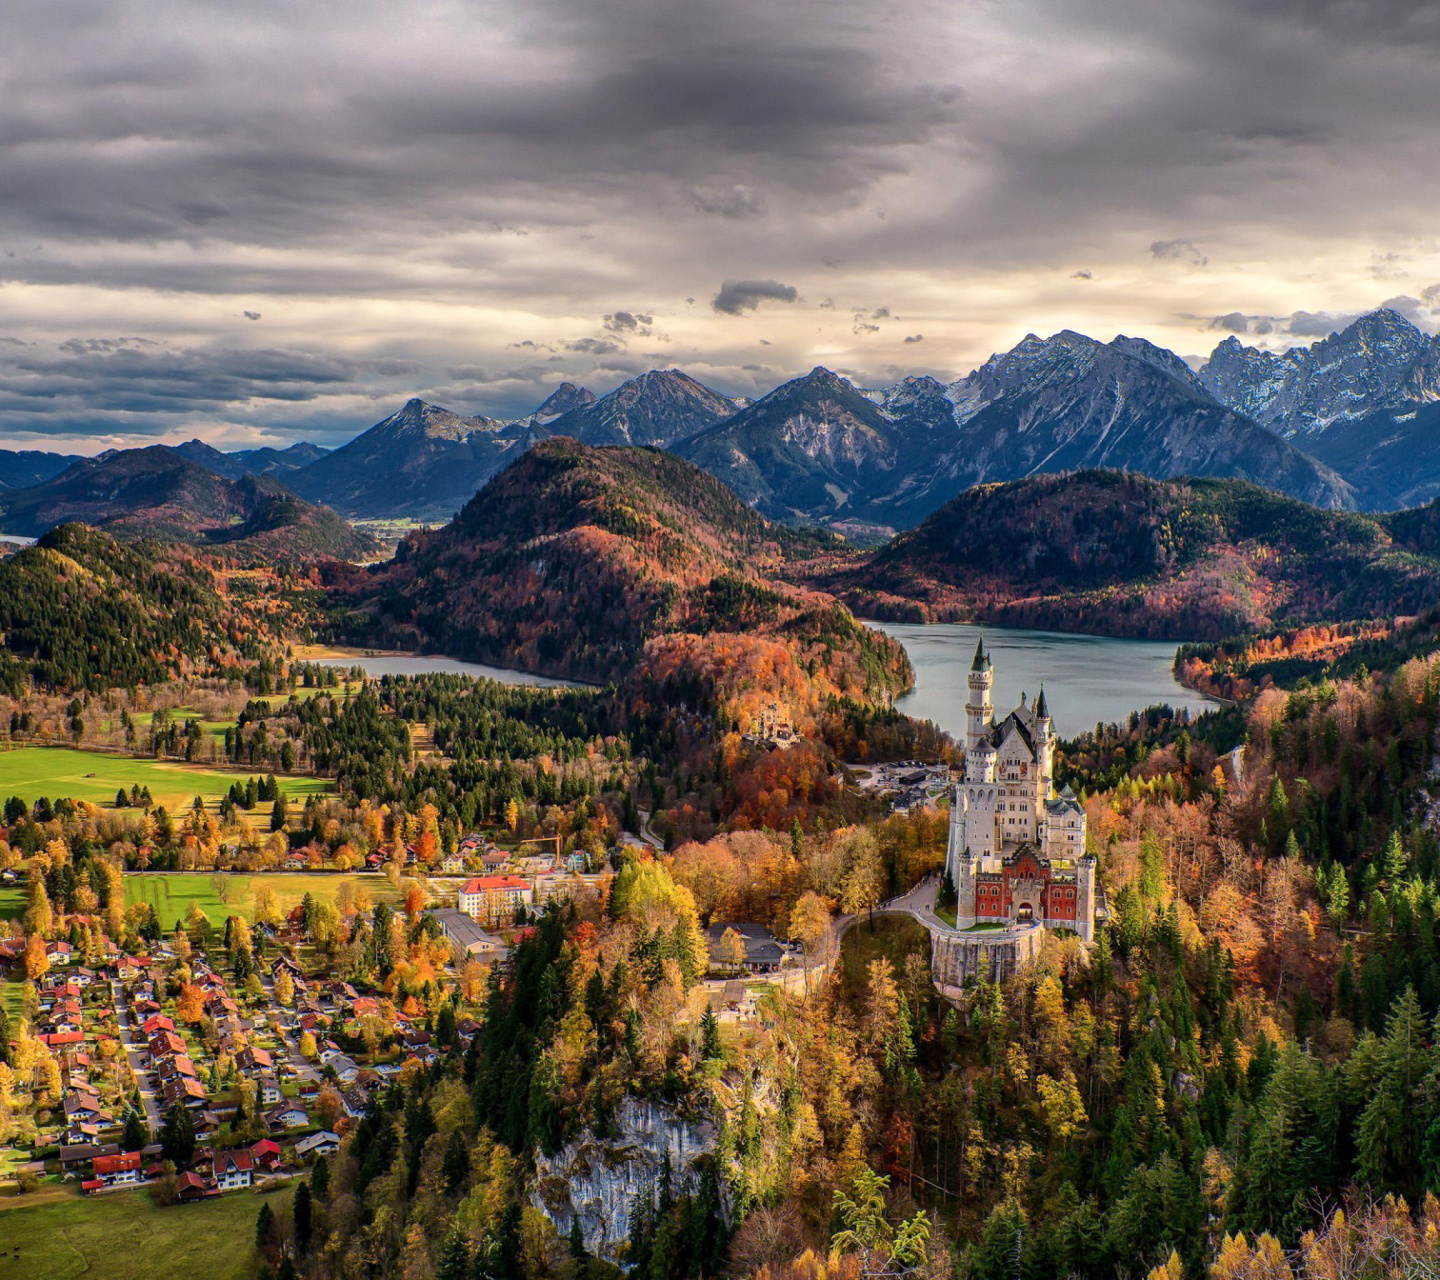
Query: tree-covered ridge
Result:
<box><xmin>331</xmin><ymin>439</ymin><xmax>910</xmax><ymax>714</ymax></box>
<box><xmin>810</xmin><ymin>469</ymin><xmax>1440</xmax><ymax>641</ymax></box>
<box><xmin>0</xmin><ymin>445</ymin><xmax>377</xmax><ymax>565</ymax></box>
<box><xmin>0</xmin><ymin>524</ymin><xmax>286</xmax><ymax>693</ymax></box>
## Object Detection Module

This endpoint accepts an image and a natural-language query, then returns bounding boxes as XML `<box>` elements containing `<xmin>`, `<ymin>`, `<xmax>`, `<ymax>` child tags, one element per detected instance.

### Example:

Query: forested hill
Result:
<box><xmin>811</xmin><ymin>469</ymin><xmax>1440</xmax><ymax>641</ymax></box>
<box><xmin>331</xmin><ymin>437</ymin><xmax>910</xmax><ymax>714</ymax></box>
<box><xmin>0</xmin><ymin>524</ymin><xmax>286</xmax><ymax>693</ymax></box>
<box><xmin>0</xmin><ymin>445</ymin><xmax>377</xmax><ymax>565</ymax></box>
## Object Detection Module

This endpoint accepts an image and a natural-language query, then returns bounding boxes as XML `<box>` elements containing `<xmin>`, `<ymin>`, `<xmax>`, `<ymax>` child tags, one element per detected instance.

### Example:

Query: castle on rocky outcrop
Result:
<box><xmin>944</xmin><ymin>638</ymin><xmax>1098</xmax><ymax>941</ymax></box>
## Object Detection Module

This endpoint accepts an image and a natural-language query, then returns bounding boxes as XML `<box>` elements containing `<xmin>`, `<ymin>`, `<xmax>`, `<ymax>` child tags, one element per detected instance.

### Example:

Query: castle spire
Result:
<box><xmin>1035</xmin><ymin>685</ymin><xmax>1049</xmax><ymax>720</ymax></box>
<box><xmin>971</xmin><ymin>634</ymin><xmax>990</xmax><ymax>672</ymax></box>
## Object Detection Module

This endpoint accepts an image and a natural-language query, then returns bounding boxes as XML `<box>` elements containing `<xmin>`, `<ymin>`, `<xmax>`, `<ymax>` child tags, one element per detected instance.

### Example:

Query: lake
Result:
<box><xmin>313</xmin><ymin>651</ymin><xmax>584</xmax><ymax>689</ymax></box>
<box><xmin>870</xmin><ymin>621</ymin><xmax>1220</xmax><ymax>739</ymax></box>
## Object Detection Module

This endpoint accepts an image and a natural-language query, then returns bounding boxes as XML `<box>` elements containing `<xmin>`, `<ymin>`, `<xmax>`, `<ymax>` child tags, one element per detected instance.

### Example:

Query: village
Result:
<box><xmin>0</xmin><ymin>827</ymin><xmax>817</xmax><ymax>1209</ymax></box>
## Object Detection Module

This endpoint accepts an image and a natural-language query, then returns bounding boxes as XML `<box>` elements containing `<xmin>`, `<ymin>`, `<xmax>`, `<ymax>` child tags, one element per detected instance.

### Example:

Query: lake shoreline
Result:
<box><xmin>867</xmin><ymin>618</ymin><xmax>1222</xmax><ymax>738</ymax></box>
<box><xmin>294</xmin><ymin>645</ymin><xmax>592</xmax><ymax>690</ymax></box>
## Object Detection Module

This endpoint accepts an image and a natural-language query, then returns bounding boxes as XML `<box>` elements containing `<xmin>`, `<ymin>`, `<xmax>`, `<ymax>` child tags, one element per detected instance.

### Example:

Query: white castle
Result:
<box><xmin>944</xmin><ymin>638</ymin><xmax>1097</xmax><ymax>941</ymax></box>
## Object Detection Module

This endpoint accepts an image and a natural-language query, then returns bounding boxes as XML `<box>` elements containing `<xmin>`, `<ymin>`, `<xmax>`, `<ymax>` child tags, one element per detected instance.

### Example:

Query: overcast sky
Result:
<box><xmin>2</xmin><ymin>0</ymin><xmax>1439</xmax><ymax>452</ymax></box>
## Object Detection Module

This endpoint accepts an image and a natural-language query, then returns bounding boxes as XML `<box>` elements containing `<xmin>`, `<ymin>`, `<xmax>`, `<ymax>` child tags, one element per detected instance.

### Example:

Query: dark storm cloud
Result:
<box><xmin>2</xmin><ymin>0</ymin><xmax>1440</xmax><ymax>446</ymax></box>
<box><xmin>712</xmin><ymin>280</ymin><xmax>800</xmax><ymax>315</ymax></box>
<box><xmin>1151</xmin><ymin>240</ymin><xmax>1208</xmax><ymax>267</ymax></box>
<box><xmin>0</xmin><ymin>338</ymin><xmax>422</xmax><ymax>439</ymax></box>
<box><xmin>603</xmin><ymin>311</ymin><xmax>653</xmax><ymax>335</ymax></box>
<box><xmin>690</xmin><ymin>185</ymin><xmax>766</xmax><ymax>219</ymax></box>
<box><xmin>1210</xmin><ymin>312</ymin><xmax>1250</xmax><ymax>333</ymax></box>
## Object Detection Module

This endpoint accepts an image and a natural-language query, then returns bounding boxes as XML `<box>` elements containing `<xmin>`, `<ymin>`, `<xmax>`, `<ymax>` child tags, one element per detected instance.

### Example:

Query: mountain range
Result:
<box><xmin>6</xmin><ymin>307</ymin><xmax>1440</xmax><ymax>540</ymax></box>
<box><xmin>258</xmin><ymin>308</ymin><xmax>1440</xmax><ymax>525</ymax></box>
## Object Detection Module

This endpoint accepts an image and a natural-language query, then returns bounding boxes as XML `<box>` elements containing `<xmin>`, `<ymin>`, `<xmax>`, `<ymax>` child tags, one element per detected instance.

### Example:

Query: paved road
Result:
<box><xmin>635</xmin><ymin>810</ymin><xmax>666</xmax><ymax>851</ymax></box>
<box><xmin>834</xmin><ymin>875</ymin><xmax>943</xmax><ymax>943</ymax></box>
<box><xmin>113</xmin><ymin>989</ymin><xmax>163</xmax><ymax>1132</ymax></box>
<box><xmin>259</xmin><ymin>971</ymin><xmax>320</xmax><ymax>1085</ymax></box>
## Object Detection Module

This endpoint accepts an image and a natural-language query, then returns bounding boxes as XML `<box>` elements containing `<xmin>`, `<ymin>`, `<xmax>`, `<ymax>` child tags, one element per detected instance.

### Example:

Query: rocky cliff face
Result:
<box><xmin>544</xmin><ymin>369</ymin><xmax>737</xmax><ymax>447</ymax></box>
<box><xmin>531</xmin><ymin>1097</ymin><xmax>720</xmax><ymax>1259</ymax></box>
<box><xmin>1200</xmin><ymin>309</ymin><xmax>1440</xmax><ymax>437</ymax></box>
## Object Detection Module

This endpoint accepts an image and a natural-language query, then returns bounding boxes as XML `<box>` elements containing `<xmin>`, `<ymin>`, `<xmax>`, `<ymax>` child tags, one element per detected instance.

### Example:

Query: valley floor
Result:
<box><xmin>0</xmin><ymin>1183</ymin><xmax>291</xmax><ymax>1280</ymax></box>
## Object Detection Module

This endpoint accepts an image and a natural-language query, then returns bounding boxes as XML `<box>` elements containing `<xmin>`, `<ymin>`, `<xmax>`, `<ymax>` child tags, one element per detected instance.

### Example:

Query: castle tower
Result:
<box><xmin>1034</xmin><ymin>686</ymin><xmax>1054</xmax><ymax>797</ymax></box>
<box><xmin>966</xmin><ymin>636</ymin><xmax>993</xmax><ymax>755</ymax></box>
<box><xmin>1076</xmin><ymin>851</ymin><xmax>1097</xmax><ymax>943</ymax></box>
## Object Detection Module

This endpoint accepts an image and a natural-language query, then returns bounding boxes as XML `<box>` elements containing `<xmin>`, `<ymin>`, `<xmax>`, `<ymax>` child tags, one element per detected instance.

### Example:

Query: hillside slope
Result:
<box><xmin>814</xmin><ymin>470</ymin><xmax>1440</xmax><ymax>640</ymax></box>
<box><xmin>541</xmin><ymin>369</ymin><xmax>735</xmax><ymax>447</ymax></box>
<box><xmin>332</xmin><ymin>438</ymin><xmax>909</xmax><ymax>712</ymax></box>
<box><xmin>0</xmin><ymin>447</ymin><xmax>375</xmax><ymax>563</ymax></box>
<box><xmin>289</xmin><ymin>398</ymin><xmax>532</xmax><ymax>519</ymax></box>
<box><xmin>0</xmin><ymin>524</ymin><xmax>286</xmax><ymax>693</ymax></box>
<box><xmin>675</xmin><ymin>367</ymin><xmax>943</xmax><ymax>523</ymax></box>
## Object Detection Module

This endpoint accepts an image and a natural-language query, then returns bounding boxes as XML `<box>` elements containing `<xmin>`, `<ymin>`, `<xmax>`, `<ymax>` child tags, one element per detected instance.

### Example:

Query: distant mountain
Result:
<box><xmin>0</xmin><ymin>446</ymin><xmax>375</xmax><ymax>563</ymax></box>
<box><xmin>233</xmin><ymin>440</ymin><xmax>330</xmax><ymax>473</ymax></box>
<box><xmin>815</xmin><ymin>469</ymin><xmax>1440</xmax><ymax>641</ymax></box>
<box><xmin>1199</xmin><ymin>309</ymin><xmax>1440</xmax><ymax>509</ymax></box>
<box><xmin>335</xmin><ymin>437</ymin><xmax>908</xmax><ymax>705</ymax></box>
<box><xmin>542</xmin><ymin>369</ymin><xmax>735</xmax><ymax>447</ymax></box>
<box><xmin>288</xmin><ymin>398</ymin><xmax>528</xmax><ymax>519</ymax></box>
<box><xmin>529</xmin><ymin>382</ymin><xmax>596</xmax><ymax>422</ymax></box>
<box><xmin>171</xmin><ymin>437</ymin><xmax>248</xmax><ymax>479</ymax></box>
<box><xmin>171</xmin><ymin>437</ymin><xmax>330</xmax><ymax>482</ymax></box>
<box><xmin>678</xmin><ymin>343</ymin><xmax>1353</xmax><ymax>526</ymax></box>
<box><xmin>1200</xmin><ymin>309</ymin><xmax>1440</xmax><ymax>437</ymax></box>
<box><xmin>0</xmin><ymin>449</ymin><xmax>83</xmax><ymax>493</ymax></box>
<box><xmin>675</xmin><ymin>367</ymin><xmax>946</xmax><ymax>523</ymax></box>
<box><xmin>916</xmin><ymin>331</ymin><xmax>1355</xmax><ymax>520</ymax></box>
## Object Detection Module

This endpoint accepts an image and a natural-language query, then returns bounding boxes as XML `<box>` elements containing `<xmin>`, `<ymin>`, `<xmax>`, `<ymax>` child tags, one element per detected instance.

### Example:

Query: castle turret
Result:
<box><xmin>1034</xmin><ymin>685</ymin><xmax>1054</xmax><ymax>794</ymax></box>
<box><xmin>966</xmin><ymin>636</ymin><xmax>993</xmax><ymax>754</ymax></box>
<box><xmin>1076</xmin><ymin>849</ymin><xmax>1097</xmax><ymax>943</ymax></box>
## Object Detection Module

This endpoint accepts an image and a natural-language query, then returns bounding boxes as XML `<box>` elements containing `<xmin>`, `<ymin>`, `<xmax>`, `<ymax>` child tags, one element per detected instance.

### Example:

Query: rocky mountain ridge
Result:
<box><xmin>15</xmin><ymin>307</ymin><xmax>1440</xmax><ymax>526</ymax></box>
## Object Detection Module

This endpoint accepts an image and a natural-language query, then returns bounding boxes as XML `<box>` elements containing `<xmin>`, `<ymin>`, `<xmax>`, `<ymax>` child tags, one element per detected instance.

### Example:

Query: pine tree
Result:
<box><xmin>310</xmin><ymin>1154</ymin><xmax>330</xmax><ymax>1200</ymax></box>
<box><xmin>293</xmin><ymin>1180</ymin><xmax>313</xmax><ymax>1255</ymax></box>
<box><xmin>443</xmin><ymin>1127</ymin><xmax>471</xmax><ymax>1191</ymax></box>
<box><xmin>1356</xmin><ymin>984</ymin><xmax>1428</xmax><ymax>1191</ymax></box>
<box><xmin>699</xmin><ymin>1007</ymin><xmax>722</xmax><ymax>1062</ymax></box>
<box><xmin>255</xmin><ymin>1201</ymin><xmax>275</xmax><ymax>1252</ymax></box>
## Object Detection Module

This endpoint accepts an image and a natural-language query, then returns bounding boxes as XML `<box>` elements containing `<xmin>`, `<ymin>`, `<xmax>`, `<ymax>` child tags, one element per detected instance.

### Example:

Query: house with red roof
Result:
<box><xmin>92</xmin><ymin>1150</ymin><xmax>142</xmax><ymax>1186</ymax></box>
<box><xmin>214</xmin><ymin>1149</ymin><xmax>254</xmax><ymax>1191</ymax></box>
<box><xmin>176</xmin><ymin>1170</ymin><xmax>211</xmax><ymax>1202</ymax></box>
<box><xmin>458</xmin><ymin>875</ymin><xmax>532</xmax><ymax>925</ymax></box>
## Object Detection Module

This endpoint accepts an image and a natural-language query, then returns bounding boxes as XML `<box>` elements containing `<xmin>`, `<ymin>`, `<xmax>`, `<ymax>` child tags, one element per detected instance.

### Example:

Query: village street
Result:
<box><xmin>259</xmin><ymin>969</ymin><xmax>321</xmax><ymax>1086</ymax></box>
<box><xmin>113</xmin><ymin>988</ymin><xmax>163</xmax><ymax>1132</ymax></box>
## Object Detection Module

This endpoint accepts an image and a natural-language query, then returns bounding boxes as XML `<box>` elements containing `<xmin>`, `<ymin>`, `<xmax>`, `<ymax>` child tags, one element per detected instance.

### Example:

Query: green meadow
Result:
<box><xmin>0</xmin><ymin>1183</ymin><xmax>293</xmax><ymax>1280</ymax></box>
<box><xmin>126</xmin><ymin>871</ymin><xmax>402</xmax><ymax>929</ymax></box>
<box><xmin>0</xmin><ymin>747</ymin><xmax>330</xmax><ymax>811</ymax></box>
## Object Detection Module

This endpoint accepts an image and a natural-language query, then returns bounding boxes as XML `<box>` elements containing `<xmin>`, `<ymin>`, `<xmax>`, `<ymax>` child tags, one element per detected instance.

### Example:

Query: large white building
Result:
<box><xmin>945</xmin><ymin>639</ymin><xmax>1098</xmax><ymax>940</ymax></box>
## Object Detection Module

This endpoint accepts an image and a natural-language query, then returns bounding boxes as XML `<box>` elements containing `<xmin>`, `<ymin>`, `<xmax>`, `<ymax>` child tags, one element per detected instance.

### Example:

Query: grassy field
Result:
<box><xmin>0</xmin><ymin>888</ymin><xmax>22</xmax><ymax>1026</ymax></box>
<box><xmin>0</xmin><ymin>1183</ymin><xmax>292</xmax><ymax>1280</ymax></box>
<box><xmin>126</xmin><ymin>870</ymin><xmax>402</xmax><ymax>929</ymax></box>
<box><xmin>0</xmin><ymin>747</ymin><xmax>330</xmax><ymax>810</ymax></box>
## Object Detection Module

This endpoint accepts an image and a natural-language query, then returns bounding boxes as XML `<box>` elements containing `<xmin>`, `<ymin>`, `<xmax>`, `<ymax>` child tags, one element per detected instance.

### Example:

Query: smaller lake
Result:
<box><xmin>870</xmin><ymin>621</ymin><xmax>1220</xmax><ymax>739</ymax></box>
<box><xmin>315</xmin><ymin>652</ymin><xmax>584</xmax><ymax>689</ymax></box>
